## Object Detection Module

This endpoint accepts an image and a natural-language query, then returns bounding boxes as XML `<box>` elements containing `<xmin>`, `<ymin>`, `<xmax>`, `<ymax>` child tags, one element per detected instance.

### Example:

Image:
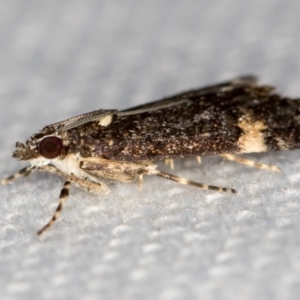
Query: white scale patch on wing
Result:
<box><xmin>237</xmin><ymin>115</ymin><xmax>268</xmax><ymax>153</ymax></box>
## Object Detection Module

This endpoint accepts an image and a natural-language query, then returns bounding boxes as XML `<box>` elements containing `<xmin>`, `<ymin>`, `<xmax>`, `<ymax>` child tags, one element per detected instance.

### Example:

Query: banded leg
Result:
<box><xmin>152</xmin><ymin>170</ymin><xmax>237</xmax><ymax>194</ymax></box>
<box><xmin>220</xmin><ymin>154</ymin><xmax>281</xmax><ymax>172</ymax></box>
<box><xmin>0</xmin><ymin>166</ymin><xmax>34</xmax><ymax>186</ymax></box>
<box><xmin>37</xmin><ymin>181</ymin><xmax>71</xmax><ymax>236</ymax></box>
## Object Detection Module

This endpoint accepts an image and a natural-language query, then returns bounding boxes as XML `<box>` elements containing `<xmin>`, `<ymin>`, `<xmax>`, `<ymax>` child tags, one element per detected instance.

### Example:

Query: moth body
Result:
<box><xmin>1</xmin><ymin>76</ymin><xmax>295</xmax><ymax>235</ymax></box>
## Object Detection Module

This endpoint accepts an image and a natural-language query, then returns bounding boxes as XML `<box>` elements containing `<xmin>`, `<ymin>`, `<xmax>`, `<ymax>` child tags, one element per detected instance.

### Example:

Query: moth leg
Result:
<box><xmin>37</xmin><ymin>181</ymin><xmax>71</xmax><ymax>236</ymax></box>
<box><xmin>69</xmin><ymin>174</ymin><xmax>110</xmax><ymax>194</ymax></box>
<box><xmin>37</xmin><ymin>176</ymin><xmax>109</xmax><ymax>235</ymax></box>
<box><xmin>138</xmin><ymin>175</ymin><xmax>143</xmax><ymax>190</ymax></box>
<box><xmin>151</xmin><ymin>170</ymin><xmax>237</xmax><ymax>194</ymax></box>
<box><xmin>40</xmin><ymin>165</ymin><xmax>110</xmax><ymax>194</ymax></box>
<box><xmin>80</xmin><ymin>160</ymin><xmax>138</xmax><ymax>183</ymax></box>
<box><xmin>37</xmin><ymin>164</ymin><xmax>67</xmax><ymax>178</ymax></box>
<box><xmin>0</xmin><ymin>166</ymin><xmax>34</xmax><ymax>186</ymax></box>
<box><xmin>36</xmin><ymin>166</ymin><xmax>109</xmax><ymax>235</ymax></box>
<box><xmin>165</xmin><ymin>159</ymin><xmax>174</xmax><ymax>170</ymax></box>
<box><xmin>165</xmin><ymin>157</ymin><xmax>201</xmax><ymax>169</ymax></box>
<box><xmin>220</xmin><ymin>154</ymin><xmax>281</xmax><ymax>172</ymax></box>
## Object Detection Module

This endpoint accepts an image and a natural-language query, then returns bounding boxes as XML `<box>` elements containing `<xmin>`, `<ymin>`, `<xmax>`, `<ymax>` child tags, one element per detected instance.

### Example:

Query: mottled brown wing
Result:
<box><xmin>66</xmin><ymin>77</ymin><xmax>300</xmax><ymax>162</ymax></box>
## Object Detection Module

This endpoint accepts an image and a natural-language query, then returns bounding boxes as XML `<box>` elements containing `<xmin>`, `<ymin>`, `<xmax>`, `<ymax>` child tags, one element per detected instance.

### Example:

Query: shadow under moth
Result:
<box><xmin>1</xmin><ymin>76</ymin><xmax>297</xmax><ymax>235</ymax></box>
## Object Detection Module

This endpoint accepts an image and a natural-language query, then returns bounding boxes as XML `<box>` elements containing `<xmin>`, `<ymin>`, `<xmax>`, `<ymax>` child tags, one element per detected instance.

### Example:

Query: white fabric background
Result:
<box><xmin>1</xmin><ymin>1</ymin><xmax>300</xmax><ymax>299</ymax></box>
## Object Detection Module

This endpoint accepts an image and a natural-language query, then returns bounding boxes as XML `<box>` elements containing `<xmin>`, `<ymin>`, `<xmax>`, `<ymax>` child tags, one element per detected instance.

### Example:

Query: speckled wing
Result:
<box><xmin>65</xmin><ymin>77</ymin><xmax>300</xmax><ymax>161</ymax></box>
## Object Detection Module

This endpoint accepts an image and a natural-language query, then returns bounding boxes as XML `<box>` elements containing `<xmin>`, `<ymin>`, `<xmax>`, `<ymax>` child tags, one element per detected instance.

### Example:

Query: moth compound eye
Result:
<box><xmin>38</xmin><ymin>136</ymin><xmax>63</xmax><ymax>159</ymax></box>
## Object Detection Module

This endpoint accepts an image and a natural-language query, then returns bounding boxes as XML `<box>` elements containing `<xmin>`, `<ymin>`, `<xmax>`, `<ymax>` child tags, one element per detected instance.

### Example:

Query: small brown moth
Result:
<box><xmin>2</xmin><ymin>76</ymin><xmax>296</xmax><ymax>235</ymax></box>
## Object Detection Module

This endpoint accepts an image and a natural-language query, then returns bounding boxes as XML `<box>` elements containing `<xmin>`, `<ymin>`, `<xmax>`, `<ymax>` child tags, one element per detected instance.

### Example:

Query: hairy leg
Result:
<box><xmin>220</xmin><ymin>154</ymin><xmax>281</xmax><ymax>172</ymax></box>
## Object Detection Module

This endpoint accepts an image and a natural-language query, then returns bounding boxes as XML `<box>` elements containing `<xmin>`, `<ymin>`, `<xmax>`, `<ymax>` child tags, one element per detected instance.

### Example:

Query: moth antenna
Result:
<box><xmin>0</xmin><ymin>166</ymin><xmax>34</xmax><ymax>186</ymax></box>
<box><xmin>220</xmin><ymin>154</ymin><xmax>281</xmax><ymax>172</ymax></box>
<box><xmin>152</xmin><ymin>170</ymin><xmax>237</xmax><ymax>194</ymax></box>
<box><xmin>37</xmin><ymin>181</ymin><xmax>71</xmax><ymax>236</ymax></box>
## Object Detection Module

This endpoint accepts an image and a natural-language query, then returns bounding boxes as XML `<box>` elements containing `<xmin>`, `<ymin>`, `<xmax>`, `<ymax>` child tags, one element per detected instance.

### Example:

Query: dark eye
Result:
<box><xmin>38</xmin><ymin>136</ymin><xmax>63</xmax><ymax>159</ymax></box>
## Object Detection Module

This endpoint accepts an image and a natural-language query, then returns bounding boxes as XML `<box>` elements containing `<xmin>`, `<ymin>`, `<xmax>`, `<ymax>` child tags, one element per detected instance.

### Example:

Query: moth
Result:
<box><xmin>1</xmin><ymin>76</ymin><xmax>297</xmax><ymax>235</ymax></box>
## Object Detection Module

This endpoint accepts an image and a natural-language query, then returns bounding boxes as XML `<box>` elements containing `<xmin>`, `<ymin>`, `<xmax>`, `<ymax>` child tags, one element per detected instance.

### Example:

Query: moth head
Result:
<box><xmin>13</xmin><ymin>129</ymin><xmax>68</xmax><ymax>162</ymax></box>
